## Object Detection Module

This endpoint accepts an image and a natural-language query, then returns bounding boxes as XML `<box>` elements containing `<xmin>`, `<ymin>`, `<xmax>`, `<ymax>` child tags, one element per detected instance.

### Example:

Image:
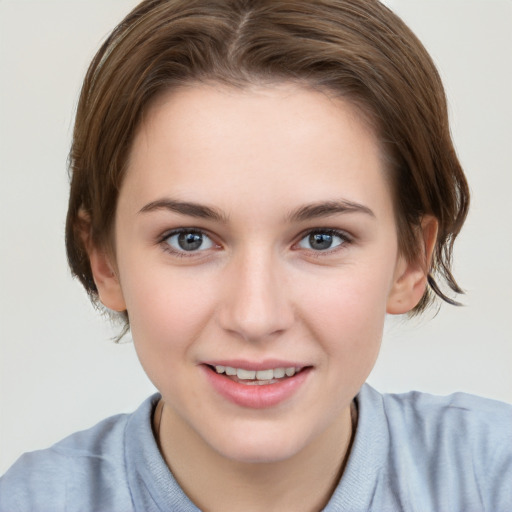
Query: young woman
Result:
<box><xmin>1</xmin><ymin>1</ymin><xmax>510</xmax><ymax>511</ymax></box>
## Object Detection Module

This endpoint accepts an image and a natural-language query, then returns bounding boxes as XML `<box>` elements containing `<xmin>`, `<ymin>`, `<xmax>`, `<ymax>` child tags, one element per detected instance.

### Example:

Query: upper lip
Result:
<box><xmin>201</xmin><ymin>359</ymin><xmax>309</xmax><ymax>371</ymax></box>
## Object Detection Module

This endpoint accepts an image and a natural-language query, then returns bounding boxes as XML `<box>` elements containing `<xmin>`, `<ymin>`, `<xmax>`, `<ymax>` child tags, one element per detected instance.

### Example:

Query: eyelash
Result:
<box><xmin>158</xmin><ymin>228</ymin><xmax>217</xmax><ymax>258</ymax></box>
<box><xmin>157</xmin><ymin>227</ymin><xmax>353</xmax><ymax>258</ymax></box>
<box><xmin>294</xmin><ymin>228</ymin><xmax>352</xmax><ymax>256</ymax></box>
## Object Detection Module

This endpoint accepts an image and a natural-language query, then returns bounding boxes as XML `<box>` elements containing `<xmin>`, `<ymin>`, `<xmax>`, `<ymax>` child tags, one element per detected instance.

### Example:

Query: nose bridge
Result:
<box><xmin>218</xmin><ymin>245</ymin><xmax>293</xmax><ymax>341</ymax></box>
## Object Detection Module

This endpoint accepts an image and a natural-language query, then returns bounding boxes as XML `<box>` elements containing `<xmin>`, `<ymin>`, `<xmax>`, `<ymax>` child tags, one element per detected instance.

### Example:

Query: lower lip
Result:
<box><xmin>201</xmin><ymin>366</ymin><xmax>311</xmax><ymax>409</ymax></box>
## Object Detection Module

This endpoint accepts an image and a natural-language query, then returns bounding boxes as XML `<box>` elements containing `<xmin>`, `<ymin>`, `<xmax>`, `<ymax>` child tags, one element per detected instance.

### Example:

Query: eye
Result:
<box><xmin>164</xmin><ymin>230</ymin><xmax>215</xmax><ymax>253</ymax></box>
<box><xmin>297</xmin><ymin>230</ymin><xmax>348</xmax><ymax>251</ymax></box>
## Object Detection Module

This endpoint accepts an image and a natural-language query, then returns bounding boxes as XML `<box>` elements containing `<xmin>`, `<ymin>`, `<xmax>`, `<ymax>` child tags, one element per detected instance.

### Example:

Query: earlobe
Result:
<box><xmin>88</xmin><ymin>247</ymin><xmax>127</xmax><ymax>312</ymax></box>
<box><xmin>77</xmin><ymin>209</ymin><xmax>126</xmax><ymax>312</ymax></box>
<box><xmin>386</xmin><ymin>215</ymin><xmax>438</xmax><ymax>315</ymax></box>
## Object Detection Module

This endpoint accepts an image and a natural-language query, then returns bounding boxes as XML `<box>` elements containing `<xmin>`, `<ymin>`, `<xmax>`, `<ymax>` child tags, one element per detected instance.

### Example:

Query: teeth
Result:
<box><xmin>213</xmin><ymin>365</ymin><xmax>299</xmax><ymax>380</ymax></box>
<box><xmin>237</xmin><ymin>368</ymin><xmax>256</xmax><ymax>380</ymax></box>
<box><xmin>256</xmin><ymin>369</ymin><xmax>273</xmax><ymax>380</ymax></box>
<box><xmin>273</xmin><ymin>367</ymin><xmax>285</xmax><ymax>378</ymax></box>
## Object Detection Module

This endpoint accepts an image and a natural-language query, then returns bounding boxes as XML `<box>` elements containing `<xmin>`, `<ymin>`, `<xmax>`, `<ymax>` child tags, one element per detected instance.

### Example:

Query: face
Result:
<box><xmin>93</xmin><ymin>83</ymin><xmax>427</xmax><ymax>464</ymax></box>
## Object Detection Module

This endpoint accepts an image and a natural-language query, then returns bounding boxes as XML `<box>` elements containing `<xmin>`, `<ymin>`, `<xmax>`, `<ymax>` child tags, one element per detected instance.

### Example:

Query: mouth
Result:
<box><xmin>201</xmin><ymin>362</ymin><xmax>312</xmax><ymax>408</ymax></box>
<box><xmin>206</xmin><ymin>364</ymin><xmax>306</xmax><ymax>386</ymax></box>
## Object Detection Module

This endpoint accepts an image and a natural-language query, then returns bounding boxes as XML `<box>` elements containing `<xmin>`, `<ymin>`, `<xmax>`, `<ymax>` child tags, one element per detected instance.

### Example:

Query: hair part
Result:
<box><xmin>66</xmin><ymin>0</ymin><xmax>470</xmax><ymax>329</ymax></box>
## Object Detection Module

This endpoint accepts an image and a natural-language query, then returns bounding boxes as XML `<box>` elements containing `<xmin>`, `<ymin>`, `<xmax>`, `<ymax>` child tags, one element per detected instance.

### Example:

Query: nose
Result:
<box><xmin>217</xmin><ymin>249</ymin><xmax>294</xmax><ymax>342</ymax></box>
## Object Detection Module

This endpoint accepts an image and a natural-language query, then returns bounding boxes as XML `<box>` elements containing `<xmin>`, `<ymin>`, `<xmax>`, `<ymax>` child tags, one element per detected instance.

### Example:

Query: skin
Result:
<box><xmin>88</xmin><ymin>83</ymin><xmax>437</xmax><ymax>511</ymax></box>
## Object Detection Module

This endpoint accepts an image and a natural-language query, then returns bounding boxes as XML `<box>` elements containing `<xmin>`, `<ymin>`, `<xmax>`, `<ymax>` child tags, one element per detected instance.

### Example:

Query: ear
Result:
<box><xmin>78</xmin><ymin>209</ymin><xmax>127</xmax><ymax>312</ymax></box>
<box><xmin>386</xmin><ymin>215</ymin><xmax>438</xmax><ymax>315</ymax></box>
<box><xmin>88</xmin><ymin>246</ymin><xmax>127</xmax><ymax>312</ymax></box>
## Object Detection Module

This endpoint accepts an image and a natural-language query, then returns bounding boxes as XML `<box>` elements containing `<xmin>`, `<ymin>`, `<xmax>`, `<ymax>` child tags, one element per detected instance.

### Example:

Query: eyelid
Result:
<box><xmin>294</xmin><ymin>228</ymin><xmax>353</xmax><ymax>253</ymax></box>
<box><xmin>158</xmin><ymin>228</ymin><xmax>220</xmax><ymax>257</ymax></box>
<box><xmin>156</xmin><ymin>226</ymin><xmax>353</xmax><ymax>258</ymax></box>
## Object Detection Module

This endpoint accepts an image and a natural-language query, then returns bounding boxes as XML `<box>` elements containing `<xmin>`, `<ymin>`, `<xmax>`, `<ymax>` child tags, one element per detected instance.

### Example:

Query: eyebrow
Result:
<box><xmin>287</xmin><ymin>200</ymin><xmax>375</xmax><ymax>222</ymax></box>
<box><xmin>138</xmin><ymin>198</ymin><xmax>374</xmax><ymax>224</ymax></box>
<box><xmin>138</xmin><ymin>199</ymin><xmax>228</xmax><ymax>223</ymax></box>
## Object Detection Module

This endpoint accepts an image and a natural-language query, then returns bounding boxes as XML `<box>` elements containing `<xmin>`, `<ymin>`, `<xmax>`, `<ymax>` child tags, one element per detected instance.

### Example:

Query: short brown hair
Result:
<box><xmin>66</xmin><ymin>0</ymin><xmax>469</xmax><ymax>322</ymax></box>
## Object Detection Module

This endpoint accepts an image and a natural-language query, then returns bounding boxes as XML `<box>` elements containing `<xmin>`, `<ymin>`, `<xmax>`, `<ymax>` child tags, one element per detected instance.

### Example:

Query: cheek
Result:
<box><xmin>118</xmin><ymin>264</ymin><xmax>217</xmax><ymax>375</ymax></box>
<box><xmin>298</xmin><ymin>264</ymin><xmax>392</xmax><ymax>359</ymax></box>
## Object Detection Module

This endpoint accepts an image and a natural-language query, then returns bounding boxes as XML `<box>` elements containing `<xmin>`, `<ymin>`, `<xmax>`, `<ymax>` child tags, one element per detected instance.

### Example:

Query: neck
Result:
<box><xmin>154</xmin><ymin>401</ymin><xmax>357</xmax><ymax>512</ymax></box>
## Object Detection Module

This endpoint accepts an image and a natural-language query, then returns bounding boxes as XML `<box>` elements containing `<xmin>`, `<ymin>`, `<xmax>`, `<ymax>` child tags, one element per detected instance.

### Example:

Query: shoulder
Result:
<box><xmin>377</xmin><ymin>387</ymin><xmax>512</xmax><ymax>449</ymax></box>
<box><xmin>0</xmin><ymin>414</ymin><xmax>131</xmax><ymax>512</ymax></box>
<box><xmin>0</xmin><ymin>395</ymin><xmax>158</xmax><ymax>512</ymax></box>
<box><xmin>377</xmin><ymin>385</ymin><xmax>511</xmax><ymax>426</ymax></box>
<box><xmin>359</xmin><ymin>385</ymin><xmax>512</xmax><ymax>511</ymax></box>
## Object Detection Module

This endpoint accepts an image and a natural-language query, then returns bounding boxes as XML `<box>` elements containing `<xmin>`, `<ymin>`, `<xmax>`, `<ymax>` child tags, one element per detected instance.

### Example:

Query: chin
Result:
<box><xmin>204</xmin><ymin>423</ymin><xmax>312</xmax><ymax>465</ymax></box>
<box><xmin>217</xmin><ymin>442</ymin><xmax>302</xmax><ymax>465</ymax></box>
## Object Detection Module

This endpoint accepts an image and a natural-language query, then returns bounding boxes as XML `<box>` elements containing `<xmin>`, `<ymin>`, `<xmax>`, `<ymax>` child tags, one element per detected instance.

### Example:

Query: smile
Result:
<box><xmin>213</xmin><ymin>365</ymin><xmax>300</xmax><ymax>385</ymax></box>
<box><xmin>202</xmin><ymin>363</ymin><xmax>312</xmax><ymax>408</ymax></box>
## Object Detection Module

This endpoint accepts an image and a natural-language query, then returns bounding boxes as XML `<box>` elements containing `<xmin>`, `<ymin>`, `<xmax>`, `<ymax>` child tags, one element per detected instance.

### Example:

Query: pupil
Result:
<box><xmin>310</xmin><ymin>233</ymin><xmax>333</xmax><ymax>250</ymax></box>
<box><xmin>178</xmin><ymin>232</ymin><xmax>203</xmax><ymax>251</ymax></box>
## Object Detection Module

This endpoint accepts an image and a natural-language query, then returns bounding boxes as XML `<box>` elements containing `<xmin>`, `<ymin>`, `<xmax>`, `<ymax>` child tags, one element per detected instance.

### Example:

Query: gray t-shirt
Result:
<box><xmin>1</xmin><ymin>384</ymin><xmax>511</xmax><ymax>511</ymax></box>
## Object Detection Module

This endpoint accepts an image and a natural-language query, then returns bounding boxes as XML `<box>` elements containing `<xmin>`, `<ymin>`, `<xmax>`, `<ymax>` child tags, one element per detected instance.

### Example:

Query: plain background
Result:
<box><xmin>1</xmin><ymin>0</ymin><xmax>511</xmax><ymax>474</ymax></box>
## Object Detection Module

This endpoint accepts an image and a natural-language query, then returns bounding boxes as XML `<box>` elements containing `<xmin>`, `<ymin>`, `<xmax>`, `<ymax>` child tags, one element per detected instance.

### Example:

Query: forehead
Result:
<box><xmin>122</xmin><ymin>83</ymin><xmax>392</xmax><ymax>219</ymax></box>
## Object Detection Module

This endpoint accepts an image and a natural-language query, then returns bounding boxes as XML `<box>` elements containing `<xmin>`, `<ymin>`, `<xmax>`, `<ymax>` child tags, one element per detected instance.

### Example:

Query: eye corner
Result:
<box><xmin>159</xmin><ymin>228</ymin><xmax>219</xmax><ymax>257</ymax></box>
<box><xmin>295</xmin><ymin>228</ymin><xmax>352</xmax><ymax>253</ymax></box>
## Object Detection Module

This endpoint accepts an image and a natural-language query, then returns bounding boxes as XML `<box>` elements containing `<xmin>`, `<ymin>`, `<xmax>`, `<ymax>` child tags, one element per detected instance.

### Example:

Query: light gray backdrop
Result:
<box><xmin>1</xmin><ymin>0</ymin><xmax>511</xmax><ymax>473</ymax></box>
